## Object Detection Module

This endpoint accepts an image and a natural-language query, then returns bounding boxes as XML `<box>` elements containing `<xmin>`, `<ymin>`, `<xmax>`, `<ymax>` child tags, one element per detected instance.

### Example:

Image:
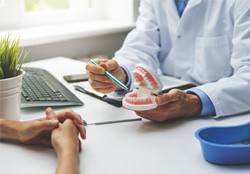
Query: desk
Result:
<box><xmin>1</xmin><ymin>57</ymin><xmax>250</xmax><ymax>174</ymax></box>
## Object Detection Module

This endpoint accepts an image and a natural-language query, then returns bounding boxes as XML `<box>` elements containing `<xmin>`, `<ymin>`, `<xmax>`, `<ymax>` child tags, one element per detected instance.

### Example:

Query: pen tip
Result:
<box><xmin>123</xmin><ymin>86</ymin><xmax>129</xmax><ymax>91</ymax></box>
<box><xmin>83</xmin><ymin>120</ymin><xmax>87</xmax><ymax>126</ymax></box>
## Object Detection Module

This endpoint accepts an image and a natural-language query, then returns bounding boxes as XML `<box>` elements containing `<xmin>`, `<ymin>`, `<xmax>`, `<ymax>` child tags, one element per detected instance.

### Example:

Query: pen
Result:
<box><xmin>90</xmin><ymin>59</ymin><xmax>128</xmax><ymax>91</ymax></box>
<box><xmin>83</xmin><ymin>118</ymin><xmax>142</xmax><ymax>126</ymax></box>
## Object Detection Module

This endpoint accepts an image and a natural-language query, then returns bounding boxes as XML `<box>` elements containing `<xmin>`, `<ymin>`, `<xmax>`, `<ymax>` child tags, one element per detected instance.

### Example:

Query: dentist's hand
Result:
<box><xmin>135</xmin><ymin>89</ymin><xmax>202</xmax><ymax>122</ymax></box>
<box><xmin>85</xmin><ymin>59</ymin><xmax>127</xmax><ymax>93</ymax></box>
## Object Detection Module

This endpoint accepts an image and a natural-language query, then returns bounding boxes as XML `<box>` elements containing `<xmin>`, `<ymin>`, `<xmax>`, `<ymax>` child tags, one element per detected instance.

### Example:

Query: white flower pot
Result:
<box><xmin>0</xmin><ymin>70</ymin><xmax>25</xmax><ymax>120</ymax></box>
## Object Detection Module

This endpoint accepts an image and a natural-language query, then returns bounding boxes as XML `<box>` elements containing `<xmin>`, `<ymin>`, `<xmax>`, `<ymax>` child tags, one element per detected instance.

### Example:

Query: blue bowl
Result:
<box><xmin>195</xmin><ymin>122</ymin><xmax>250</xmax><ymax>165</ymax></box>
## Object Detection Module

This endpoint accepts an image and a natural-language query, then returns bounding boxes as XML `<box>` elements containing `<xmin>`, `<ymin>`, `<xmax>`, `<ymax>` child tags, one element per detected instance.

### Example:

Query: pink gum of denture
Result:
<box><xmin>122</xmin><ymin>64</ymin><xmax>163</xmax><ymax>111</ymax></box>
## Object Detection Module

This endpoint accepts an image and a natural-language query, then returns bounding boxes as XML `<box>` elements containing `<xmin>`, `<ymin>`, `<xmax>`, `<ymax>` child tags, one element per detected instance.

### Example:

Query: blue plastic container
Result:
<box><xmin>195</xmin><ymin>122</ymin><xmax>250</xmax><ymax>165</ymax></box>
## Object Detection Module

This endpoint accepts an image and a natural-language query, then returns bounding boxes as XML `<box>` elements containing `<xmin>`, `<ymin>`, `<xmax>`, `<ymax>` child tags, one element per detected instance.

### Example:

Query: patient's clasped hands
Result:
<box><xmin>16</xmin><ymin>107</ymin><xmax>86</xmax><ymax>147</ymax></box>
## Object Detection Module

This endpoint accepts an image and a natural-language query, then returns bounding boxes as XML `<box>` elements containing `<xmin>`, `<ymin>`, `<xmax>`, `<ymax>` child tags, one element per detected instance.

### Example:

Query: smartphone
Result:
<box><xmin>63</xmin><ymin>73</ymin><xmax>89</xmax><ymax>83</ymax></box>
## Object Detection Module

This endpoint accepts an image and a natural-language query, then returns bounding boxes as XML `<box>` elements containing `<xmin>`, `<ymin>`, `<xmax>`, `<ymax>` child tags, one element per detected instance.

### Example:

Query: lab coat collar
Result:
<box><xmin>164</xmin><ymin>0</ymin><xmax>179</xmax><ymax>20</ymax></box>
<box><xmin>185</xmin><ymin>0</ymin><xmax>202</xmax><ymax>13</ymax></box>
<box><xmin>164</xmin><ymin>0</ymin><xmax>202</xmax><ymax>19</ymax></box>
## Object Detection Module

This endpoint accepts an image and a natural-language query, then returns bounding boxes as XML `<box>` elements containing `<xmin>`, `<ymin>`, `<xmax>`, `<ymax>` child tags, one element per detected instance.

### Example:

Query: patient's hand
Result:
<box><xmin>45</xmin><ymin>107</ymin><xmax>86</xmax><ymax>139</ymax></box>
<box><xmin>51</xmin><ymin>119</ymin><xmax>80</xmax><ymax>174</ymax></box>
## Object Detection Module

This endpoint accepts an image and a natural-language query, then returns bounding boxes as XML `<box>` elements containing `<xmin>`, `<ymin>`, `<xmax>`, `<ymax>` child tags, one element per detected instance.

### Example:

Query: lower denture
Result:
<box><xmin>125</xmin><ymin>91</ymin><xmax>154</xmax><ymax>105</ymax></box>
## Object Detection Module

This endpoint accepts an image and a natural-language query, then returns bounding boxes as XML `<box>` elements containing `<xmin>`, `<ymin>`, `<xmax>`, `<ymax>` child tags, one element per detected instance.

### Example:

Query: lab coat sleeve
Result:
<box><xmin>196</xmin><ymin>0</ymin><xmax>250</xmax><ymax>117</ymax></box>
<box><xmin>113</xmin><ymin>0</ymin><xmax>161</xmax><ymax>77</ymax></box>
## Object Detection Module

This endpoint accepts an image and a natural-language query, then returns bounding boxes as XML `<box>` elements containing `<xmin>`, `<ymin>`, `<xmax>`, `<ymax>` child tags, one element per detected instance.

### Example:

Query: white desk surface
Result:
<box><xmin>1</xmin><ymin>57</ymin><xmax>250</xmax><ymax>174</ymax></box>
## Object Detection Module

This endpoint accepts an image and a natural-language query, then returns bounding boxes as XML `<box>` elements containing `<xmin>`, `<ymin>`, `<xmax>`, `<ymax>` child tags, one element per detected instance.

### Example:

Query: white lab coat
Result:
<box><xmin>113</xmin><ymin>0</ymin><xmax>250</xmax><ymax>117</ymax></box>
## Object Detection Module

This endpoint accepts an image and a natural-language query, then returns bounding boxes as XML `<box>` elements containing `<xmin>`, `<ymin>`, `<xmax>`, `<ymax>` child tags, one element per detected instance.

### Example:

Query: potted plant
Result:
<box><xmin>0</xmin><ymin>35</ymin><xmax>29</xmax><ymax>120</ymax></box>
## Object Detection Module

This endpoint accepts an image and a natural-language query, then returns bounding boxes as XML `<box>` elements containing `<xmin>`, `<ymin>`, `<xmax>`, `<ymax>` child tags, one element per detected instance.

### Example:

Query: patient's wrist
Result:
<box><xmin>56</xmin><ymin>141</ymin><xmax>78</xmax><ymax>153</ymax></box>
<box><xmin>0</xmin><ymin>119</ymin><xmax>20</xmax><ymax>141</ymax></box>
<box><xmin>58</xmin><ymin>146</ymin><xmax>79</xmax><ymax>160</ymax></box>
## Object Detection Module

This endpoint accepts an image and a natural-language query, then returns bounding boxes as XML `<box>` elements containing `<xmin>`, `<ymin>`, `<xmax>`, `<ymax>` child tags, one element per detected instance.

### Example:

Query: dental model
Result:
<box><xmin>122</xmin><ymin>64</ymin><xmax>163</xmax><ymax>111</ymax></box>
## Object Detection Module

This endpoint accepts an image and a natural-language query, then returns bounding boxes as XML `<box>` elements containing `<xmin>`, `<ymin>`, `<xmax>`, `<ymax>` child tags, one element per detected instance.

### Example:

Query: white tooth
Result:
<box><xmin>149</xmin><ymin>83</ymin><xmax>153</xmax><ymax>89</ymax></box>
<box><xmin>139</xmin><ymin>71</ymin><xmax>144</xmax><ymax>76</ymax></box>
<box><xmin>146</xmin><ymin>78</ymin><xmax>151</xmax><ymax>87</ymax></box>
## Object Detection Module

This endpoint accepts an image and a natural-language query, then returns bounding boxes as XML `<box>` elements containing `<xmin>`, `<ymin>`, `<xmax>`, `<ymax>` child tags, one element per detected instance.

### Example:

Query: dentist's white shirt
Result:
<box><xmin>114</xmin><ymin>0</ymin><xmax>250</xmax><ymax>117</ymax></box>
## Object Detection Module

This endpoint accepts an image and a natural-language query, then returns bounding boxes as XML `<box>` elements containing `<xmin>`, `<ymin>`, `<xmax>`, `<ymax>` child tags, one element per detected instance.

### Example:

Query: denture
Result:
<box><xmin>122</xmin><ymin>64</ymin><xmax>163</xmax><ymax>111</ymax></box>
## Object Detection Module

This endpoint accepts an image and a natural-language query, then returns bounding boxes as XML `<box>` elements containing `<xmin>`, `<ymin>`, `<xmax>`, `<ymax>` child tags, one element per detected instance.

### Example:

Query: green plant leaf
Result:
<box><xmin>0</xmin><ymin>67</ymin><xmax>4</xmax><ymax>79</ymax></box>
<box><xmin>0</xmin><ymin>34</ymin><xmax>29</xmax><ymax>79</ymax></box>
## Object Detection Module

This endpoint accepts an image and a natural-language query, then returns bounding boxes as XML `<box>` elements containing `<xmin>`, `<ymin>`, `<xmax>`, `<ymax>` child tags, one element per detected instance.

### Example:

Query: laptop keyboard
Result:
<box><xmin>21</xmin><ymin>67</ymin><xmax>83</xmax><ymax>108</ymax></box>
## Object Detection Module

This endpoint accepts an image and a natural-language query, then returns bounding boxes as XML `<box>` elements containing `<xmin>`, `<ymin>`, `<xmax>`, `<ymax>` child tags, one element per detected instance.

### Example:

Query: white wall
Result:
<box><xmin>101</xmin><ymin>0</ymin><xmax>140</xmax><ymax>22</ymax></box>
<box><xmin>20</xmin><ymin>0</ymin><xmax>140</xmax><ymax>62</ymax></box>
<box><xmin>23</xmin><ymin>31</ymin><xmax>129</xmax><ymax>62</ymax></box>
<box><xmin>8</xmin><ymin>0</ymin><xmax>140</xmax><ymax>62</ymax></box>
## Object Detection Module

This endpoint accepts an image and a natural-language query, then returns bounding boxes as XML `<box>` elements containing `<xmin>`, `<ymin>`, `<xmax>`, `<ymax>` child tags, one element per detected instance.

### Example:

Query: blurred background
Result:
<box><xmin>0</xmin><ymin>0</ymin><xmax>140</xmax><ymax>62</ymax></box>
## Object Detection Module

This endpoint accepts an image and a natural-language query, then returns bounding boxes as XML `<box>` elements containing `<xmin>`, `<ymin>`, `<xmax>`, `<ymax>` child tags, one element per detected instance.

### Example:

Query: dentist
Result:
<box><xmin>86</xmin><ymin>0</ymin><xmax>250</xmax><ymax>121</ymax></box>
